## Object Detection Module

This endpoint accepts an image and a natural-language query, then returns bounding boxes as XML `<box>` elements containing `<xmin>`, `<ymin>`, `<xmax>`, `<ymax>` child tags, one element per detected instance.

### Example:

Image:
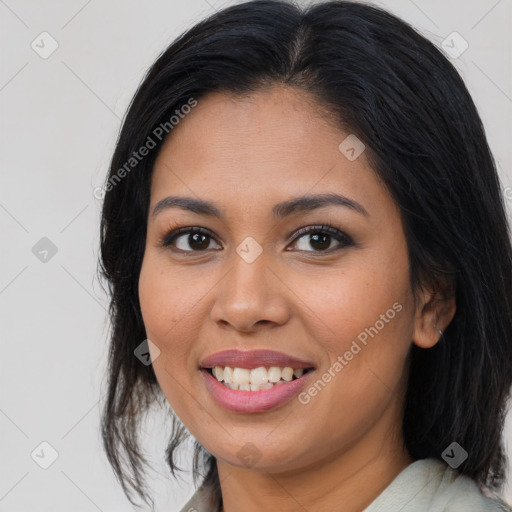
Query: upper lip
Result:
<box><xmin>200</xmin><ymin>349</ymin><xmax>315</xmax><ymax>370</ymax></box>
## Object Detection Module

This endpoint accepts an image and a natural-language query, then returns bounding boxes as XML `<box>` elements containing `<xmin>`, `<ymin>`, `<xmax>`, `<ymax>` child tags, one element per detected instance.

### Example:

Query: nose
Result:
<box><xmin>209</xmin><ymin>246</ymin><xmax>291</xmax><ymax>334</ymax></box>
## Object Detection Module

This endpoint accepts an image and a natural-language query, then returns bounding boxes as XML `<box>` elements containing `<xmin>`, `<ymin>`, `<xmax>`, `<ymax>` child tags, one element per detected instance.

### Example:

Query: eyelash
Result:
<box><xmin>159</xmin><ymin>223</ymin><xmax>354</xmax><ymax>255</ymax></box>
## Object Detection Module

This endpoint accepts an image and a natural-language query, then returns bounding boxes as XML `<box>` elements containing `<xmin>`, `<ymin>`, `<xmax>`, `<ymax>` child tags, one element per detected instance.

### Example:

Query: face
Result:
<box><xmin>138</xmin><ymin>86</ymin><xmax>440</xmax><ymax>474</ymax></box>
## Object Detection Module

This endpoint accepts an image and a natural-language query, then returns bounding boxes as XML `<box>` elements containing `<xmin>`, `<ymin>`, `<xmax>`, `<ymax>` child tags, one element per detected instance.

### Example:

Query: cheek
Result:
<box><xmin>295</xmin><ymin>245</ymin><xmax>414</xmax><ymax>414</ymax></box>
<box><xmin>300</xmin><ymin>251</ymin><xmax>412</xmax><ymax>355</ymax></box>
<box><xmin>138</xmin><ymin>254</ymin><xmax>206</xmax><ymax>379</ymax></box>
<box><xmin>138</xmin><ymin>253</ymin><xmax>207</xmax><ymax>342</ymax></box>
<box><xmin>138</xmin><ymin>254</ymin><xmax>209</xmax><ymax>425</ymax></box>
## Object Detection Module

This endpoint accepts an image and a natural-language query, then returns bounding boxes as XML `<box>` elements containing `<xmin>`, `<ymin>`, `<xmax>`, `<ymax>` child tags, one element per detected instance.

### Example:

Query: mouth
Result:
<box><xmin>199</xmin><ymin>365</ymin><xmax>316</xmax><ymax>413</ymax></box>
<box><xmin>201</xmin><ymin>365</ymin><xmax>316</xmax><ymax>391</ymax></box>
<box><xmin>198</xmin><ymin>349</ymin><xmax>317</xmax><ymax>413</ymax></box>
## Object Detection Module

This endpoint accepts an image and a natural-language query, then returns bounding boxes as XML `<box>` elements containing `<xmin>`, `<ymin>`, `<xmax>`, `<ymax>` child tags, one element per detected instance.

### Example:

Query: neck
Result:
<box><xmin>217</xmin><ymin>431</ymin><xmax>413</xmax><ymax>512</ymax></box>
<box><xmin>216</xmin><ymin>366</ymin><xmax>413</xmax><ymax>512</ymax></box>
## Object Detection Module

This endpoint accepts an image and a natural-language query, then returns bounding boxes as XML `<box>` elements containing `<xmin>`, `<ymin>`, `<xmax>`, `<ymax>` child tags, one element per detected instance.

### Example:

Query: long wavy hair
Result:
<box><xmin>98</xmin><ymin>1</ymin><xmax>512</xmax><ymax>509</ymax></box>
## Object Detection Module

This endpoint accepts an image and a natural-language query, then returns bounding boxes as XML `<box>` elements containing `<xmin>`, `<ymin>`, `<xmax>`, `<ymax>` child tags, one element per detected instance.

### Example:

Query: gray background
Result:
<box><xmin>1</xmin><ymin>0</ymin><xmax>511</xmax><ymax>511</ymax></box>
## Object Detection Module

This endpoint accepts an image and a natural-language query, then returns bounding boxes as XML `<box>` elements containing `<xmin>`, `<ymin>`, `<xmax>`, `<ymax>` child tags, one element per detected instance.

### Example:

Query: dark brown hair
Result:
<box><xmin>98</xmin><ymin>1</ymin><xmax>512</xmax><ymax>509</ymax></box>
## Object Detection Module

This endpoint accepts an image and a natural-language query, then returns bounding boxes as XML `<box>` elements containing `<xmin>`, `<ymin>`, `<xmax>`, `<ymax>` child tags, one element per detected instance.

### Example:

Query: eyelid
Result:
<box><xmin>159</xmin><ymin>223</ymin><xmax>353</xmax><ymax>253</ymax></box>
<box><xmin>289</xmin><ymin>224</ymin><xmax>353</xmax><ymax>246</ymax></box>
<box><xmin>159</xmin><ymin>225</ymin><xmax>218</xmax><ymax>248</ymax></box>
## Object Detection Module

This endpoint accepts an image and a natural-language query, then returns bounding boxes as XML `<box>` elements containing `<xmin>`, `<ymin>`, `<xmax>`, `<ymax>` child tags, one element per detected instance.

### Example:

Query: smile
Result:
<box><xmin>207</xmin><ymin>365</ymin><xmax>313</xmax><ymax>391</ymax></box>
<box><xmin>200</xmin><ymin>366</ymin><xmax>315</xmax><ymax>413</ymax></box>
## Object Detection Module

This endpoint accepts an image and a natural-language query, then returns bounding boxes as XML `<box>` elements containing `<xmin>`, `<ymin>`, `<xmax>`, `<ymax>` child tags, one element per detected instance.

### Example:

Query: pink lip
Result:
<box><xmin>199</xmin><ymin>349</ymin><xmax>315</xmax><ymax>370</ymax></box>
<box><xmin>200</xmin><ymin>368</ymin><xmax>315</xmax><ymax>413</ymax></box>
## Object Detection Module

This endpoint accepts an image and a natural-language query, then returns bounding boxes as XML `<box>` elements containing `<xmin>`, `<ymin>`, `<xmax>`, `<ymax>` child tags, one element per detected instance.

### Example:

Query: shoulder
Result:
<box><xmin>364</xmin><ymin>458</ymin><xmax>511</xmax><ymax>512</ymax></box>
<box><xmin>431</xmin><ymin>459</ymin><xmax>511</xmax><ymax>512</ymax></box>
<box><xmin>178</xmin><ymin>458</ymin><xmax>512</xmax><ymax>512</ymax></box>
<box><xmin>177</xmin><ymin>482</ymin><xmax>219</xmax><ymax>512</ymax></box>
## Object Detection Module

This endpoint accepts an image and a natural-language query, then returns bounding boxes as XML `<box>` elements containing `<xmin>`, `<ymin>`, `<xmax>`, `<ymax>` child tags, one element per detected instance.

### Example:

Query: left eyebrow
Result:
<box><xmin>151</xmin><ymin>192</ymin><xmax>369</xmax><ymax>219</ymax></box>
<box><xmin>272</xmin><ymin>192</ymin><xmax>369</xmax><ymax>218</ymax></box>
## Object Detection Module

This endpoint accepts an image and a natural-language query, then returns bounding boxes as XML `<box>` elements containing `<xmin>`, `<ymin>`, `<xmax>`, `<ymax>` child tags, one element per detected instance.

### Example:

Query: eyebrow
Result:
<box><xmin>152</xmin><ymin>192</ymin><xmax>369</xmax><ymax>219</ymax></box>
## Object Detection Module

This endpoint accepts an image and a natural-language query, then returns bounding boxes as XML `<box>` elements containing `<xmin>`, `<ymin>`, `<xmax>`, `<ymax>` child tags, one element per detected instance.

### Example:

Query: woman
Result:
<box><xmin>98</xmin><ymin>1</ymin><xmax>512</xmax><ymax>510</ymax></box>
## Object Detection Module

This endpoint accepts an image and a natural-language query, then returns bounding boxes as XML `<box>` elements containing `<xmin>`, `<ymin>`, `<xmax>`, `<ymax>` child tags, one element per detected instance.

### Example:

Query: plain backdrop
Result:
<box><xmin>1</xmin><ymin>0</ymin><xmax>511</xmax><ymax>511</ymax></box>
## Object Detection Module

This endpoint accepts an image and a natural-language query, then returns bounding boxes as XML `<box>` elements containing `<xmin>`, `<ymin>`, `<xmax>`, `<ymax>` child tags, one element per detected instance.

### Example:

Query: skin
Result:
<box><xmin>138</xmin><ymin>86</ymin><xmax>456</xmax><ymax>512</ymax></box>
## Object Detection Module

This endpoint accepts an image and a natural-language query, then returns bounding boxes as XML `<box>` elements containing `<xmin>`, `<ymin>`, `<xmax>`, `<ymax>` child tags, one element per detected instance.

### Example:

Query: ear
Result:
<box><xmin>412</xmin><ymin>280</ymin><xmax>456</xmax><ymax>349</ymax></box>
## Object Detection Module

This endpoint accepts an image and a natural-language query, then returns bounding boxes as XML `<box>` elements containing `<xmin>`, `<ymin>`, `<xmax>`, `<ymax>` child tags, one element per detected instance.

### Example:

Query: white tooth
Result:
<box><xmin>268</xmin><ymin>366</ymin><xmax>282</xmax><ymax>382</ymax></box>
<box><xmin>213</xmin><ymin>366</ymin><xmax>224</xmax><ymax>381</ymax></box>
<box><xmin>281</xmin><ymin>367</ymin><xmax>294</xmax><ymax>381</ymax></box>
<box><xmin>223</xmin><ymin>366</ymin><xmax>233</xmax><ymax>383</ymax></box>
<box><xmin>275</xmin><ymin>380</ymin><xmax>286</xmax><ymax>385</ymax></box>
<box><xmin>218</xmin><ymin>367</ymin><xmax>303</xmax><ymax>388</ymax></box>
<box><xmin>250</xmin><ymin>366</ymin><xmax>269</xmax><ymax>385</ymax></box>
<box><xmin>232</xmin><ymin>368</ymin><xmax>250</xmax><ymax>385</ymax></box>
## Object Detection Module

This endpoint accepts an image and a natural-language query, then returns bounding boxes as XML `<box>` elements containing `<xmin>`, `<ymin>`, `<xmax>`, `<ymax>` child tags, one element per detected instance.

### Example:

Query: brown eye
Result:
<box><xmin>304</xmin><ymin>232</ymin><xmax>332</xmax><ymax>251</ymax></box>
<box><xmin>161</xmin><ymin>227</ymin><xmax>221</xmax><ymax>252</ymax></box>
<box><xmin>290</xmin><ymin>225</ymin><xmax>353</xmax><ymax>253</ymax></box>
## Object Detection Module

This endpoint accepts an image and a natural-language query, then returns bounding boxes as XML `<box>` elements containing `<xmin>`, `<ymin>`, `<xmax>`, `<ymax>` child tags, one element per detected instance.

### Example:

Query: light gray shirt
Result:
<box><xmin>178</xmin><ymin>458</ymin><xmax>511</xmax><ymax>512</ymax></box>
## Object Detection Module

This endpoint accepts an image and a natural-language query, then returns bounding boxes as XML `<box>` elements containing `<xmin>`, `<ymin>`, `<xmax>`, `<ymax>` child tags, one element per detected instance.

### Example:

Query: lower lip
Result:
<box><xmin>200</xmin><ymin>368</ymin><xmax>314</xmax><ymax>413</ymax></box>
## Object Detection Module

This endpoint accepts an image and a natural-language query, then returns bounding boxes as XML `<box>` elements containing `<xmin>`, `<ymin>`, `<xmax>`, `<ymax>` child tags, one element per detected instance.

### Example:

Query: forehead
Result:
<box><xmin>150</xmin><ymin>86</ymin><xmax>391</xmax><ymax>219</ymax></box>
<box><xmin>158</xmin><ymin>87</ymin><xmax>337</xmax><ymax>159</ymax></box>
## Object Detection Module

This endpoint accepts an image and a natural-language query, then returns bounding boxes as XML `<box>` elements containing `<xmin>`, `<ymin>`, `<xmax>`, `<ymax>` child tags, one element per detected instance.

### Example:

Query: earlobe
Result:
<box><xmin>412</xmin><ymin>288</ymin><xmax>456</xmax><ymax>349</ymax></box>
